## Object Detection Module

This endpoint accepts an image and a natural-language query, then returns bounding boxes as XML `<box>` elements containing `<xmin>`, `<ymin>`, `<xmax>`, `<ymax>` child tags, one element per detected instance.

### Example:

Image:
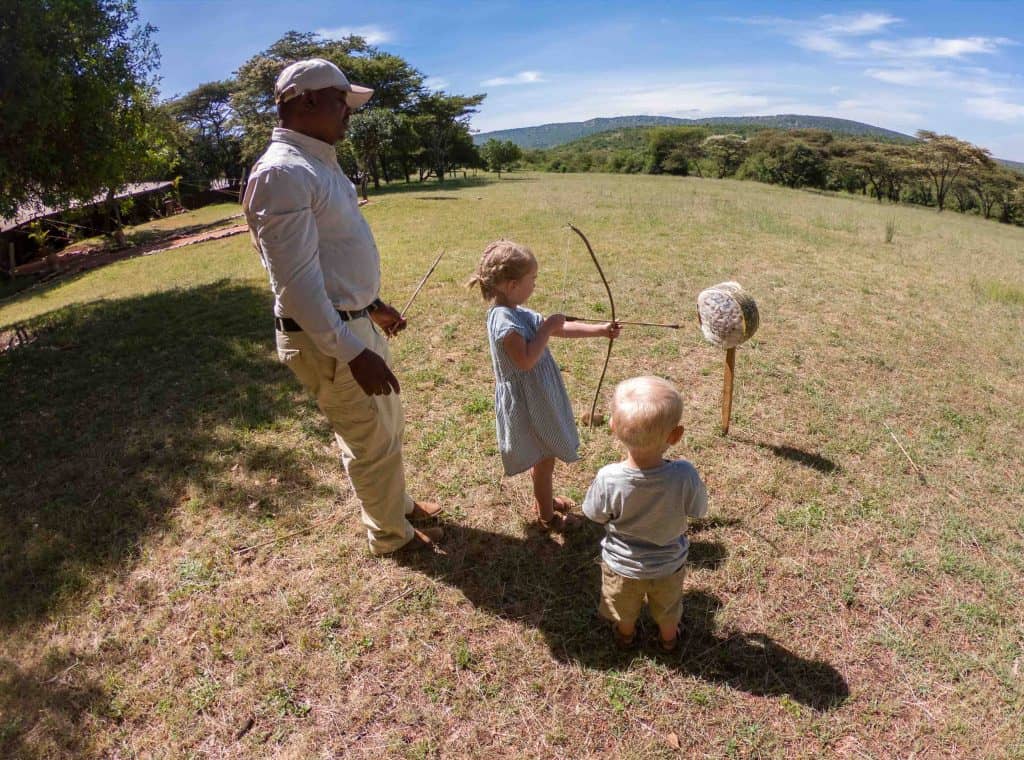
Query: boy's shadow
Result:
<box><xmin>396</xmin><ymin>523</ymin><xmax>848</xmax><ymax>710</ymax></box>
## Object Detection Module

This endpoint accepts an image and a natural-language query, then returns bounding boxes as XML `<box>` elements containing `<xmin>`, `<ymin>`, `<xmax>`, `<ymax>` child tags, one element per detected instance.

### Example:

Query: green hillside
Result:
<box><xmin>998</xmin><ymin>157</ymin><xmax>1024</xmax><ymax>174</ymax></box>
<box><xmin>474</xmin><ymin>114</ymin><xmax>913</xmax><ymax>148</ymax></box>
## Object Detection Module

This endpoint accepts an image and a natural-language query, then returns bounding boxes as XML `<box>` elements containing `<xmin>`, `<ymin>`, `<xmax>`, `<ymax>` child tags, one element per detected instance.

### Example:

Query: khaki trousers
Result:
<box><xmin>276</xmin><ymin>318</ymin><xmax>415</xmax><ymax>554</ymax></box>
<box><xmin>598</xmin><ymin>563</ymin><xmax>687</xmax><ymax>627</ymax></box>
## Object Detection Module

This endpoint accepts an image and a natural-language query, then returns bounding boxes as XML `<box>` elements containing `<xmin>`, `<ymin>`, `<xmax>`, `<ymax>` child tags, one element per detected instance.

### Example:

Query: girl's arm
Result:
<box><xmin>502</xmin><ymin>314</ymin><xmax>565</xmax><ymax>371</ymax></box>
<box><xmin>552</xmin><ymin>320</ymin><xmax>621</xmax><ymax>339</ymax></box>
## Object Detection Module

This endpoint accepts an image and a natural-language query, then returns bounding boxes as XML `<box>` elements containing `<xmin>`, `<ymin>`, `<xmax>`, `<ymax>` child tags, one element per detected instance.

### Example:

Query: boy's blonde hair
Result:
<box><xmin>466</xmin><ymin>240</ymin><xmax>536</xmax><ymax>301</ymax></box>
<box><xmin>611</xmin><ymin>376</ymin><xmax>683</xmax><ymax>452</ymax></box>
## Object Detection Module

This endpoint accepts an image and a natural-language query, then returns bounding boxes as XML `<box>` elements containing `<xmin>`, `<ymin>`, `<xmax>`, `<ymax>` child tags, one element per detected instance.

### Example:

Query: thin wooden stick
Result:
<box><xmin>400</xmin><ymin>249</ymin><xmax>446</xmax><ymax>319</ymax></box>
<box><xmin>232</xmin><ymin>517</ymin><xmax>334</xmax><ymax>554</ymax></box>
<box><xmin>884</xmin><ymin>422</ymin><xmax>927</xmax><ymax>483</ymax></box>
<box><xmin>565</xmin><ymin>315</ymin><xmax>681</xmax><ymax>329</ymax></box>
<box><xmin>721</xmin><ymin>347</ymin><xmax>736</xmax><ymax>435</ymax></box>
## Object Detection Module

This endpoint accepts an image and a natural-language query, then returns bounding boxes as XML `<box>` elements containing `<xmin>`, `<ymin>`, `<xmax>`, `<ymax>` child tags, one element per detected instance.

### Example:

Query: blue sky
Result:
<box><xmin>139</xmin><ymin>1</ymin><xmax>1024</xmax><ymax>160</ymax></box>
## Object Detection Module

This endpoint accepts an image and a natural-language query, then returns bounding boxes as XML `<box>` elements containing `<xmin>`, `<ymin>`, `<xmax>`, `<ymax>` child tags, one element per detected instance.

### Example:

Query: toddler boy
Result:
<box><xmin>583</xmin><ymin>376</ymin><xmax>708</xmax><ymax>651</ymax></box>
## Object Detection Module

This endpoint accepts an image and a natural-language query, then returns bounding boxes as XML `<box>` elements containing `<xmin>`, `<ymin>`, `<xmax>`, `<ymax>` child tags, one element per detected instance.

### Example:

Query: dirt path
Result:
<box><xmin>11</xmin><ymin>221</ymin><xmax>248</xmax><ymax>281</ymax></box>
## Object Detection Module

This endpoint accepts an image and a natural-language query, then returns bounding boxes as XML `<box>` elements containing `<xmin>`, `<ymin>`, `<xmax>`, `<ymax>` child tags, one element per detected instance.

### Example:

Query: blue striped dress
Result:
<box><xmin>487</xmin><ymin>306</ymin><xmax>580</xmax><ymax>476</ymax></box>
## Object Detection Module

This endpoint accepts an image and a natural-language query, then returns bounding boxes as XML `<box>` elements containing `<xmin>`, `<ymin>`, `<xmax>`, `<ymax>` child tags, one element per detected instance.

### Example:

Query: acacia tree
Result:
<box><xmin>348</xmin><ymin>108</ymin><xmax>396</xmax><ymax>190</ymax></box>
<box><xmin>231</xmin><ymin>32</ymin><xmax>426</xmax><ymax>166</ymax></box>
<box><xmin>703</xmin><ymin>134</ymin><xmax>748</xmax><ymax>178</ymax></box>
<box><xmin>164</xmin><ymin>80</ymin><xmax>243</xmax><ymax>181</ymax></box>
<box><xmin>480</xmin><ymin>139</ymin><xmax>522</xmax><ymax>176</ymax></box>
<box><xmin>413</xmin><ymin>92</ymin><xmax>486</xmax><ymax>182</ymax></box>
<box><xmin>0</xmin><ymin>0</ymin><xmax>161</xmax><ymax>217</ymax></box>
<box><xmin>914</xmin><ymin>130</ymin><xmax>993</xmax><ymax>212</ymax></box>
<box><xmin>646</xmin><ymin>127</ymin><xmax>708</xmax><ymax>176</ymax></box>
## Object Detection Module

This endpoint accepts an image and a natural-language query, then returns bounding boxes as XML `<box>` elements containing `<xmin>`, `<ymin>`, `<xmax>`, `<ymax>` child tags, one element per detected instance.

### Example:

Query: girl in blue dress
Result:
<box><xmin>468</xmin><ymin>240</ymin><xmax>620</xmax><ymax>530</ymax></box>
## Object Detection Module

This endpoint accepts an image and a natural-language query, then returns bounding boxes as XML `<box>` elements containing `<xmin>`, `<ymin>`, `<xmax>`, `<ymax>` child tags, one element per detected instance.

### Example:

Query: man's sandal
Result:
<box><xmin>392</xmin><ymin>526</ymin><xmax>444</xmax><ymax>554</ymax></box>
<box><xmin>409</xmin><ymin>501</ymin><xmax>443</xmax><ymax>521</ymax></box>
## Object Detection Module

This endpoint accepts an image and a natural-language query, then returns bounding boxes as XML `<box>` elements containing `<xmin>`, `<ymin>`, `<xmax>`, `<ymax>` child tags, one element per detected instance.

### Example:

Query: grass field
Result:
<box><xmin>1</xmin><ymin>172</ymin><xmax>1022</xmax><ymax>758</ymax></box>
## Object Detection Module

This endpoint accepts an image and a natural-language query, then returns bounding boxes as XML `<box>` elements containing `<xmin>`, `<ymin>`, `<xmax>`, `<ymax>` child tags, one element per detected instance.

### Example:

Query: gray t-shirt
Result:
<box><xmin>583</xmin><ymin>459</ymin><xmax>708</xmax><ymax>579</ymax></box>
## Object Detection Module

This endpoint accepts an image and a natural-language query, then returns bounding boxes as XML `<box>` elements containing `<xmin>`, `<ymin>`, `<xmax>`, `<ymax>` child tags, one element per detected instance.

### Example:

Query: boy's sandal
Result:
<box><xmin>658</xmin><ymin>624</ymin><xmax>683</xmax><ymax>653</ymax></box>
<box><xmin>613</xmin><ymin>626</ymin><xmax>637</xmax><ymax>651</ymax></box>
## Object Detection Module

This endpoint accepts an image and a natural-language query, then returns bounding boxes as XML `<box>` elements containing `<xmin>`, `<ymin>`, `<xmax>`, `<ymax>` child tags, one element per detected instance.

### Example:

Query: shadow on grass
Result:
<box><xmin>363</xmin><ymin>175</ymin><xmax>494</xmax><ymax>199</ymax></box>
<box><xmin>396</xmin><ymin>523</ymin><xmax>848</xmax><ymax>710</ymax></box>
<box><xmin>731</xmin><ymin>434</ymin><xmax>841</xmax><ymax>475</ymax></box>
<box><xmin>0</xmin><ymin>657</ymin><xmax>106</xmax><ymax>759</ymax></box>
<box><xmin>0</xmin><ymin>280</ymin><xmax>320</xmax><ymax>628</ymax></box>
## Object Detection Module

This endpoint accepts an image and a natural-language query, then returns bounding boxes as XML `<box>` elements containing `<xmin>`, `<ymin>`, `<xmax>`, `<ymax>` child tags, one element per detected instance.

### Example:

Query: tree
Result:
<box><xmin>740</xmin><ymin>132</ymin><xmax>828</xmax><ymax>189</ymax></box>
<box><xmin>413</xmin><ymin>92</ymin><xmax>485</xmax><ymax>182</ymax></box>
<box><xmin>646</xmin><ymin>127</ymin><xmax>708</xmax><ymax>176</ymax></box>
<box><xmin>703</xmin><ymin>134</ymin><xmax>748</xmax><ymax>178</ymax></box>
<box><xmin>348</xmin><ymin>108</ymin><xmax>396</xmax><ymax>189</ymax></box>
<box><xmin>231</xmin><ymin>32</ymin><xmax>427</xmax><ymax>167</ymax></box>
<box><xmin>480</xmin><ymin>139</ymin><xmax>522</xmax><ymax>176</ymax></box>
<box><xmin>0</xmin><ymin>0</ymin><xmax>161</xmax><ymax>217</ymax></box>
<box><xmin>164</xmin><ymin>80</ymin><xmax>243</xmax><ymax>181</ymax></box>
<box><xmin>964</xmin><ymin>167</ymin><xmax>1018</xmax><ymax>220</ymax></box>
<box><xmin>386</xmin><ymin>113</ymin><xmax>422</xmax><ymax>183</ymax></box>
<box><xmin>914</xmin><ymin>130</ymin><xmax>993</xmax><ymax>212</ymax></box>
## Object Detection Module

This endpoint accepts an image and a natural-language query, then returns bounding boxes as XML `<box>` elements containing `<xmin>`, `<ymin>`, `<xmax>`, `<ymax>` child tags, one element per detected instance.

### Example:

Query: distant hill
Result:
<box><xmin>998</xmin><ymin>157</ymin><xmax>1024</xmax><ymax>174</ymax></box>
<box><xmin>474</xmin><ymin>114</ymin><xmax>914</xmax><ymax>148</ymax></box>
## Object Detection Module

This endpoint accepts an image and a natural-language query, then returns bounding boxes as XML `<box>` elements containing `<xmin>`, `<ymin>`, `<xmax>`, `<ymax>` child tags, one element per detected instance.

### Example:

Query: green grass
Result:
<box><xmin>1</xmin><ymin>172</ymin><xmax>1023</xmax><ymax>757</ymax></box>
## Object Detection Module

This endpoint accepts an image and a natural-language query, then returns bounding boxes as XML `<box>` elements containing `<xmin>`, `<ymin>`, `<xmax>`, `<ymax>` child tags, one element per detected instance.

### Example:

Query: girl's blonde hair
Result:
<box><xmin>611</xmin><ymin>376</ymin><xmax>683</xmax><ymax>452</ymax></box>
<box><xmin>466</xmin><ymin>240</ymin><xmax>537</xmax><ymax>301</ymax></box>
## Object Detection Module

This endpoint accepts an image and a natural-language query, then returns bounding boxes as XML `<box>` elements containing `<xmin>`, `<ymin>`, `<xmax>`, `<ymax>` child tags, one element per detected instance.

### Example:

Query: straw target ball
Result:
<box><xmin>697</xmin><ymin>281</ymin><xmax>759</xmax><ymax>349</ymax></box>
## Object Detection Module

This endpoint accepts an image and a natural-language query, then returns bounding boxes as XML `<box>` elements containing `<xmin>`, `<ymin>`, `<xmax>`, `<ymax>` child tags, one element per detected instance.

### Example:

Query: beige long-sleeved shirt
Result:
<box><xmin>243</xmin><ymin>127</ymin><xmax>381</xmax><ymax>363</ymax></box>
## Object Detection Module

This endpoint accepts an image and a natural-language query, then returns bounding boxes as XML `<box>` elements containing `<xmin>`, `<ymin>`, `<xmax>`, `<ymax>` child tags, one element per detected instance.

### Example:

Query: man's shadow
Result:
<box><xmin>397</xmin><ymin>523</ymin><xmax>848</xmax><ymax>710</ymax></box>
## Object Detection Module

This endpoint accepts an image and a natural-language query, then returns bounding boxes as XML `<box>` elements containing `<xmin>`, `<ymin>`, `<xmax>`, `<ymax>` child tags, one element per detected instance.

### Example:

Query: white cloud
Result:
<box><xmin>730</xmin><ymin>13</ymin><xmax>1013</xmax><ymax>65</ymax></box>
<box><xmin>481</xmin><ymin>71</ymin><xmax>545</xmax><ymax>87</ymax></box>
<box><xmin>865</xmin><ymin>65</ymin><xmax>1012</xmax><ymax>98</ymax></box>
<box><xmin>822</xmin><ymin>12</ymin><xmax>901</xmax><ymax>36</ymax></box>
<box><xmin>315</xmin><ymin>25</ymin><xmax>393</xmax><ymax>45</ymax></box>
<box><xmin>965</xmin><ymin>97</ymin><xmax>1024</xmax><ymax>122</ymax></box>
<box><xmin>869</xmin><ymin>36</ymin><xmax>1012</xmax><ymax>59</ymax></box>
<box><xmin>796</xmin><ymin>32</ymin><xmax>857</xmax><ymax>58</ymax></box>
<box><xmin>423</xmin><ymin>76</ymin><xmax>449</xmax><ymax>92</ymax></box>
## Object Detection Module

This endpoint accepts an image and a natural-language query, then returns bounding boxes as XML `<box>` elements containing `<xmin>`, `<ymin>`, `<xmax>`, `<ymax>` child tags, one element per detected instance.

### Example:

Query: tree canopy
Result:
<box><xmin>0</xmin><ymin>0</ymin><xmax>163</xmax><ymax>217</ymax></box>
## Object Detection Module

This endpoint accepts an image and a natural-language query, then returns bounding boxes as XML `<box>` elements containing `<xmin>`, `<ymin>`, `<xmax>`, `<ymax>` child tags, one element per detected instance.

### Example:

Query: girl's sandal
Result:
<box><xmin>535</xmin><ymin>509</ymin><xmax>582</xmax><ymax>532</ymax></box>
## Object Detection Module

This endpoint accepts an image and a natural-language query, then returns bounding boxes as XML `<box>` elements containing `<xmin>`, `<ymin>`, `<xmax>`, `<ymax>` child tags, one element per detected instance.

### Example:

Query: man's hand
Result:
<box><xmin>370</xmin><ymin>301</ymin><xmax>407</xmax><ymax>337</ymax></box>
<box><xmin>348</xmin><ymin>348</ymin><xmax>401</xmax><ymax>395</ymax></box>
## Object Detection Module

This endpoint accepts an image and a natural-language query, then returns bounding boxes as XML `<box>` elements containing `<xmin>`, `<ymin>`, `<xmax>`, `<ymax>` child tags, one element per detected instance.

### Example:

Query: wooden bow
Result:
<box><xmin>567</xmin><ymin>223</ymin><xmax>616</xmax><ymax>428</ymax></box>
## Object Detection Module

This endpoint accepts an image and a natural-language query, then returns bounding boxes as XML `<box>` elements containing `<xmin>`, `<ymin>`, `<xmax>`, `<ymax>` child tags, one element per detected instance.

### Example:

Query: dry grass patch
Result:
<box><xmin>2</xmin><ymin>173</ymin><xmax>1023</xmax><ymax>758</ymax></box>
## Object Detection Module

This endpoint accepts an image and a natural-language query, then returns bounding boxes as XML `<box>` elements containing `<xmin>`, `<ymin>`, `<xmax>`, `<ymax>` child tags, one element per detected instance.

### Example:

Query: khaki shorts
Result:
<box><xmin>598</xmin><ymin>562</ymin><xmax>687</xmax><ymax>627</ymax></box>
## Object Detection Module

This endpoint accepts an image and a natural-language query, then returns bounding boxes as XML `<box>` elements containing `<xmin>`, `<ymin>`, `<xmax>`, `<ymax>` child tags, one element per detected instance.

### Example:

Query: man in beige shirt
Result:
<box><xmin>243</xmin><ymin>58</ymin><xmax>443</xmax><ymax>554</ymax></box>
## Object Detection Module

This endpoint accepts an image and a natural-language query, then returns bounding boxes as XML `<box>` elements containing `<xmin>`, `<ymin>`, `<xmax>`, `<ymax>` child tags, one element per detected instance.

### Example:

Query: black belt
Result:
<box><xmin>275</xmin><ymin>307</ymin><xmax>371</xmax><ymax>333</ymax></box>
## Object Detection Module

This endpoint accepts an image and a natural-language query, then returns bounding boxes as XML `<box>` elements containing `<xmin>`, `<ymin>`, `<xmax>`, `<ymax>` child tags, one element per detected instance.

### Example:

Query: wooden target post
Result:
<box><xmin>697</xmin><ymin>282</ymin><xmax>759</xmax><ymax>435</ymax></box>
<box><xmin>722</xmin><ymin>347</ymin><xmax>736</xmax><ymax>434</ymax></box>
